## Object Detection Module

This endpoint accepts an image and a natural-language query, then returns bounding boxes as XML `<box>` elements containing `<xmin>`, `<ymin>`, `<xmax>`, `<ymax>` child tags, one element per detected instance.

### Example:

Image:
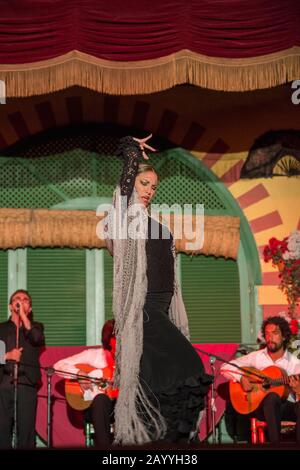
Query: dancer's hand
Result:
<box><xmin>133</xmin><ymin>134</ymin><xmax>156</xmax><ymax>160</ymax></box>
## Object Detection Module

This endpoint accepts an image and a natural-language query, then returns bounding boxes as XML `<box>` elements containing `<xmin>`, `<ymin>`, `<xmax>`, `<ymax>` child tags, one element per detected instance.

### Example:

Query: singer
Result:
<box><xmin>0</xmin><ymin>289</ymin><xmax>45</xmax><ymax>449</ymax></box>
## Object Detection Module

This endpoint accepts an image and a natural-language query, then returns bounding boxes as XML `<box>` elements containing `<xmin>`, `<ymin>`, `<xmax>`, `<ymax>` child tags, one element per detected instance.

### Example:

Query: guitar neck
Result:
<box><xmin>269</xmin><ymin>373</ymin><xmax>298</xmax><ymax>387</ymax></box>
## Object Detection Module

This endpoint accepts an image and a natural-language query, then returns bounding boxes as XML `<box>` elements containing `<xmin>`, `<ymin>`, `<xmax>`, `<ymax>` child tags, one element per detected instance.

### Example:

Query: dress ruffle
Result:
<box><xmin>140</xmin><ymin>292</ymin><xmax>212</xmax><ymax>442</ymax></box>
<box><xmin>157</xmin><ymin>372</ymin><xmax>212</xmax><ymax>441</ymax></box>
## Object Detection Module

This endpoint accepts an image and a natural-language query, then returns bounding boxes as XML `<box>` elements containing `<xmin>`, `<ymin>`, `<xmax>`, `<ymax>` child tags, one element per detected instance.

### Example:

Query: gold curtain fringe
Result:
<box><xmin>174</xmin><ymin>215</ymin><xmax>240</xmax><ymax>259</ymax></box>
<box><xmin>0</xmin><ymin>208</ymin><xmax>104</xmax><ymax>249</ymax></box>
<box><xmin>0</xmin><ymin>48</ymin><xmax>299</xmax><ymax>96</ymax></box>
<box><xmin>0</xmin><ymin>209</ymin><xmax>240</xmax><ymax>259</ymax></box>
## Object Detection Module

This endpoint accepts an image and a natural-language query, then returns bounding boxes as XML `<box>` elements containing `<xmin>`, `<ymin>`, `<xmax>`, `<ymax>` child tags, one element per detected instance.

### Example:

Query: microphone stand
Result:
<box><xmin>194</xmin><ymin>346</ymin><xmax>267</xmax><ymax>382</ymax></box>
<box><xmin>45</xmin><ymin>367</ymin><xmax>55</xmax><ymax>448</ymax></box>
<box><xmin>194</xmin><ymin>345</ymin><xmax>268</xmax><ymax>445</ymax></box>
<box><xmin>18</xmin><ymin>362</ymin><xmax>61</xmax><ymax>449</ymax></box>
<box><xmin>20</xmin><ymin>362</ymin><xmax>108</xmax><ymax>448</ymax></box>
<box><xmin>20</xmin><ymin>363</ymin><xmax>84</xmax><ymax>448</ymax></box>
<box><xmin>12</xmin><ymin>310</ymin><xmax>20</xmax><ymax>449</ymax></box>
<box><xmin>209</xmin><ymin>356</ymin><xmax>217</xmax><ymax>444</ymax></box>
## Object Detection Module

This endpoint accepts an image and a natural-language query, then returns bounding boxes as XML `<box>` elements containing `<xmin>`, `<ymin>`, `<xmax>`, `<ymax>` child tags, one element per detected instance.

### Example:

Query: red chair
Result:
<box><xmin>251</xmin><ymin>418</ymin><xmax>296</xmax><ymax>444</ymax></box>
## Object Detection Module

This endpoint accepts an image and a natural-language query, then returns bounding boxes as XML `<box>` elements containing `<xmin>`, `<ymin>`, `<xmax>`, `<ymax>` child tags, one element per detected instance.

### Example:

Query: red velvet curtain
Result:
<box><xmin>1</xmin><ymin>0</ymin><xmax>299</xmax><ymax>64</ymax></box>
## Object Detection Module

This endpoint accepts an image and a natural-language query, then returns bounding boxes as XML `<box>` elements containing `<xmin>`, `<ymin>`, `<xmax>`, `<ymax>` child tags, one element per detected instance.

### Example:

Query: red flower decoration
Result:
<box><xmin>263</xmin><ymin>232</ymin><xmax>300</xmax><ymax>317</ymax></box>
<box><xmin>290</xmin><ymin>319</ymin><xmax>299</xmax><ymax>335</ymax></box>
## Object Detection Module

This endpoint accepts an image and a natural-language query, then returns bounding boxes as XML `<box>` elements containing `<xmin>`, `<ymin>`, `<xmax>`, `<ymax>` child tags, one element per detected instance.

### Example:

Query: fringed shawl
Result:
<box><xmin>106</xmin><ymin>186</ymin><xmax>190</xmax><ymax>445</ymax></box>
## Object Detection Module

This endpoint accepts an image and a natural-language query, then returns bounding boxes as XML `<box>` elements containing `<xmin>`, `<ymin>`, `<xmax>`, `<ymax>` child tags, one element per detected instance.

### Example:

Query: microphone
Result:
<box><xmin>16</xmin><ymin>302</ymin><xmax>21</xmax><ymax>314</ymax></box>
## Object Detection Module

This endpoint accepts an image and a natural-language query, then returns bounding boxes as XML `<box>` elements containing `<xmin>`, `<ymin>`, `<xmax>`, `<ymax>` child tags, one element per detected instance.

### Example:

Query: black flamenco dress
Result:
<box><xmin>117</xmin><ymin>137</ymin><xmax>212</xmax><ymax>442</ymax></box>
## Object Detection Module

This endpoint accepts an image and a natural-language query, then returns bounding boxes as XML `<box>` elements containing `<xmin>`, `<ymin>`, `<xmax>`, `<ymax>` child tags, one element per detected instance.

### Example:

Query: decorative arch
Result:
<box><xmin>169</xmin><ymin>148</ymin><xmax>262</xmax><ymax>343</ymax></box>
<box><xmin>0</xmin><ymin>123</ymin><xmax>261</xmax><ymax>342</ymax></box>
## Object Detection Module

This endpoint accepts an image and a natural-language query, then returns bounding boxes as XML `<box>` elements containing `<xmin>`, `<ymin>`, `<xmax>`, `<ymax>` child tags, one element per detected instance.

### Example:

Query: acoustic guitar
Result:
<box><xmin>65</xmin><ymin>363</ymin><xmax>118</xmax><ymax>411</ymax></box>
<box><xmin>229</xmin><ymin>365</ymin><xmax>293</xmax><ymax>414</ymax></box>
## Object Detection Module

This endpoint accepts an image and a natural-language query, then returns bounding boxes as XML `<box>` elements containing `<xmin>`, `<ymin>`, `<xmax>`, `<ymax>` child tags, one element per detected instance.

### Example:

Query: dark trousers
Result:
<box><xmin>253</xmin><ymin>393</ymin><xmax>300</xmax><ymax>444</ymax></box>
<box><xmin>0</xmin><ymin>378</ymin><xmax>37</xmax><ymax>449</ymax></box>
<box><xmin>89</xmin><ymin>394</ymin><xmax>114</xmax><ymax>448</ymax></box>
<box><xmin>224</xmin><ymin>401</ymin><xmax>251</xmax><ymax>442</ymax></box>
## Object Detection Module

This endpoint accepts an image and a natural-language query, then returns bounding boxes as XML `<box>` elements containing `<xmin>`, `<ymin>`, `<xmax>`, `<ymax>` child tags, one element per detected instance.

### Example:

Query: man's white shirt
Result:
<box><xmin>54</xmin><ymin>347</ymin><xmax>109</xmax><ymax>401</ymax></box>
<box><xmin>220</xmin><ymin>348</ymin><xmax>300</xmax><ymax>402</ymax></box>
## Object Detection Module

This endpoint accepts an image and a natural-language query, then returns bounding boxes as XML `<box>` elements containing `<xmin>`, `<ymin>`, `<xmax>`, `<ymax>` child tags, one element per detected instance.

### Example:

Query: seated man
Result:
<box><xmin>54</xmin><ymin>319</ymin><xmax>116</xmax><ymax>447</ymax></box>
<box><xmin>220</xmin><ymin>316</ymin><xmax>300</xmax><ymax>444</ymax></box>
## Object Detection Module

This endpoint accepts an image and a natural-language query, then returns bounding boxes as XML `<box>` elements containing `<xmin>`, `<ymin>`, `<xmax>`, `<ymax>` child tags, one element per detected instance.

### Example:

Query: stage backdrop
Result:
<box><xmin>37</xmin><ymin>344</ymin><xmax>238</xmax><ymax>447</ymax></box>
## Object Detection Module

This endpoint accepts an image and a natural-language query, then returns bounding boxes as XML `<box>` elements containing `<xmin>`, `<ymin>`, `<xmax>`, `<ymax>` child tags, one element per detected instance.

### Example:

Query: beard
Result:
<box><xmin>266</xmin><ymin>341</ymin><xmax>284</xmax><ymax>353</ymax></box>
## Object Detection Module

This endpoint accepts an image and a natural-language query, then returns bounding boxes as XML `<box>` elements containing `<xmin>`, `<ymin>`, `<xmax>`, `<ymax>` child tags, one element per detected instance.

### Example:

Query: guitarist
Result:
<box><xmin>220</xmin><ymin>316</ymin><xmax>300</xmax><ymax>444</ymax></box>
<box><xmin>54</xmin><ymin>319</ymin><xmax>116</xmax><ymax>447</ymax></box>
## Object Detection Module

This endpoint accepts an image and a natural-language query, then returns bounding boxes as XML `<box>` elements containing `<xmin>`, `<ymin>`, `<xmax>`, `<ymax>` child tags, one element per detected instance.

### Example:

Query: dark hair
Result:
<box><xmin>101</xmin><ymin>319</ymin><xmax>115</xmax><ymax>351</ymax></box>
<box><xmin>261</xmin><ymin>316</ymin><xmax>292</xmax><ymax>350</ymax></box>
<box><xmin>9</xmin><ymin>289</ymin><xmax>32</xmax><ymax>307</ymax></box>
<box><xmin>9</xmin><ymin>289</ymin><xmax>33</xmax><ymax>321</ymax></box>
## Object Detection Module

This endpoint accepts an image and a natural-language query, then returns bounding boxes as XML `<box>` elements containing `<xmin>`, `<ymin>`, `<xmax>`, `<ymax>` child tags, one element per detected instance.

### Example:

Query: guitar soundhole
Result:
<box><xmin>262</xmin><ymin>381</ymin><xmax>271</xmax><ymax>390</ymax></box>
